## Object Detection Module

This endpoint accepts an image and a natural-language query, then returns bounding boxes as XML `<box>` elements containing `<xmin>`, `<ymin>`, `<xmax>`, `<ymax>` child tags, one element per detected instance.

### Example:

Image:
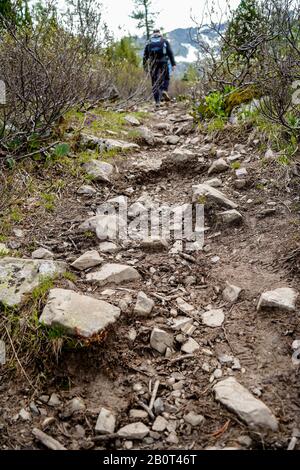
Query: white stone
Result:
<box><xmin>125</xmin><ymin>115</ymin><xmax>140</xmax><ymax>126</ymax></box>
<box><xmin>167</xmin><ymin>431</ymin><xmax>179</xmax><ymax>444</ymax></box>
<box><xmin>95</xmin><ymin>215</ymin><xmax>126</xmax><ymax>241</ymax></box>
<box><xmin>82</xmin><ymin>134</ymin><xmax>139</xmax><ymax>152</ymax></box>
<box><xmin>213</xmin><ymin>369</ymin><xmax>223</xmax><ymax>379</ymax></box>
<box><xmin>31</xmin><ymin>248</ymin><xmax>54</xmax><ymax>260</ymax></box>
<box><xmin>150</xmin><ymin>328</ymin><xmax>174</xmax><ymax>354</ymax></box>
<box><xmin>66</xmin><ymin>397</ymin><xmax>86</xmax><ymax>415</ymax></box>
<box><xmin>257</xmin><ymin>287</ymin><xmax>298</xmax><ymax>312</ymax></box>
<box><xmin>40</xmin><ymin>288</ymin><xmax>121</xmax><ymax>338</ymax></box>
<box><xmin>201</xmin><ymin>309</ymin><xmax>225</xmax><ymax>327</ymax></box>
<box><xmin>223</xmin><ymin>283</ymin><xmax>242</xmax><ymax>303</ymax></box>
<box><xmin>71</xmin><ymin>250</ymin><xmax>103</xmax><ymax>271</ymax></box>
<box><xmin>192</xmin><ymin>183</ymin><xmax>238</xmax><ymax>209</ymax></box>
<box><xmin>184</xmin><ymin>411</ymin><xmax>205</xmax><ymax>427</ymax></box>
<box><xmin>95</xmin><ymin>408</ymin><xmax>116</xmax><ymax>434</ymax></box>
<box><xmin>292</xmin><ymin>340</ymin><xmax>300</xmax><ymax>351</ymax></box>
<box><xmin>181</xmin><ymin>338</ymin><xmax>200</xmax><ymax>354</ymax></box>
<box><xmin>134</xmin><ymin>292</ymin><xmax>154</xmax><ymax>317</ymax></box>
<box><xmin>77</xmin><ymin>185</ymin><xmax>96</xmax><ymax>195</ymax></box>
<box><xmin>166</xmin><ymin>135</ymin><xmax>180</xmax><ymax>145</ymax></box>
<box><xmin>204</xmin><ymin>178</ymin><xmax>223</xmax><ymax>188</ymax></box>
<box><xmin>171</xmin><ymin>317</ymin><xmax>193</xmax><ymax>331</ymax></box>
<box><xmin>82</xmin><ymin>160</ymin><xmax>114</xmax><ymax>183</ymax></box>
<box><xmin>213</xmin><ymin>377</ymin><xmax>278</xmax><ymax>431</ymax></box>
<box><xmin>138</xmin><ymin>126</ymin><xmax>156</xmax><ymax>145</ymax></box>
<box><xmin>208</xmin><ymin>158</ymin><xmax>229</xmax><ymax>175</ymax></box>
<box><xmin>98</xmin><ymin>242</ymin><xmax>119</xmax><ymax>254</ymax></box>
<box><xmin>128</xmin><ymin>202</ymin><xmax>147</xmax><ymax>218</ymax></box>
<box><xmin>117</xmin><ymin>422</ymin><xmax>149</xmax><ymax>440</ymax></box>
<box><xmin>129</xmin><ymin>409</ymin><xmax>148</xmax><ymax>419</ymax></box>
<box><xmin>236</xmin><ymin>168</ymin><xmax>248</xmax><ymax>178</ymax></box>
<box><xmin>170</xmin><ymin>148</ymin><xmax>195</xmax><ymax>164</ymax></box>
<box><xmin>0</xmin><ymin>258</ymin><xmax>65</xmax><ymax>307</ymax></box>
<box><xmin>19</xmin><ymin>409</ymin><xmax>31</xmax><ymax>421</ymax></box>
<box><xmin>218</xmin><ymin>210</ymin><xmax>243</xmax><ymax>225</ymax></box>
<box><xmin>152</xmin><ymin>416</ymin><xmax>168</xmax><ymax>432</ymax></box>
<box><xmin>48</xmin><ymin>393</ymin><xmax>61</xmax><ymax>407</ymax></box>
<box><xmin>86</xmin><ymin>264</ymin><xmax>140</xmax><ymax>286</ymax></box>
<box><xmin>176</xmin><ymin>297</ymin><xmax>194</xmax><ymax>314</ymax></box>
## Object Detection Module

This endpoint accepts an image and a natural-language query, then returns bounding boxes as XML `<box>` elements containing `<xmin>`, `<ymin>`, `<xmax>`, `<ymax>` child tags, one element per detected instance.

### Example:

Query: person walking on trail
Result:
<box><xmin>143</xmin><ymin>29</ymin><xmax>176</xmax><ymax>108</ymax></box>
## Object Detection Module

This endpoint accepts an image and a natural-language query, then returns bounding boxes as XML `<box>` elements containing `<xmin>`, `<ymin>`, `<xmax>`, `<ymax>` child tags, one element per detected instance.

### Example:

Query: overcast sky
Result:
<box><xmin>96</xmin><ymin>0</ymin><xmax>241</xmax><ymax>38</ymax></box>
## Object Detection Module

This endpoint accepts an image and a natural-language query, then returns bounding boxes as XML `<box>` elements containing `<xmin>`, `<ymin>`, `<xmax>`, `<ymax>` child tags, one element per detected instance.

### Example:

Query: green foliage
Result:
<box><xmin>225</xmin><ymin>86</ymin><xmax>260</xmax><ymax>114</ymax></box>
<box><xmin>0</xmin><ymin>0</ymin><xmax>32</xmax><ymax>28</ymax></box>
<box><xmin>53</xmin><ymin>143</ymin><xmax>70</xmax><ymax>158</ymax></box>
<box><xmin>182</xmin><ymin>64</ymin><xmax>199</xmax><ymax>84</ymax></box>
<box><xmin>225</xmin><ymin>0</ymin><xmax>262</xmax><ymax>57</ymax></box>
<box><xmin>105</xmin><ymin>37</ymin><xmax>140</xmax><ymax>67</ymax></box>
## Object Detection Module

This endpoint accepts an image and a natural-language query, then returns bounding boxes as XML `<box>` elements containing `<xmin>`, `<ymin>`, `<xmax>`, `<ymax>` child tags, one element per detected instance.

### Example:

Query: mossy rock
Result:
<box><xmin>225</xmin><ymin>87</ymin><xmax>261</xmax><ymax>114</ymax></box>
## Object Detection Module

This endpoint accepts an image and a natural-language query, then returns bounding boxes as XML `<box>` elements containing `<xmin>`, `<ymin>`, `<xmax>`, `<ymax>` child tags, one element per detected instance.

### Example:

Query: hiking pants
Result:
<box><xmin>150</xmin><ymin>62</ymin><xmax>170</xmax><ymax>104</ymax></box>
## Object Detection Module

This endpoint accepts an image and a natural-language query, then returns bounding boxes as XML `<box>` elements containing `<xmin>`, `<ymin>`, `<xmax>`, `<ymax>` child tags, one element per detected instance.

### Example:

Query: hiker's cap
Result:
<box><xmin>153</xmin><ymin>28</ymin><xmax>161</xmax><ymax>34</ymax></box>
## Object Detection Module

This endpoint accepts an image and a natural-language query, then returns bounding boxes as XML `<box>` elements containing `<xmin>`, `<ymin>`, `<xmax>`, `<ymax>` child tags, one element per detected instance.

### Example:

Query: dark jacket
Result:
<box><xmin>143</xmin><ymin>35</ymin><xmax>176</xmax><ymax>69</ymax></box>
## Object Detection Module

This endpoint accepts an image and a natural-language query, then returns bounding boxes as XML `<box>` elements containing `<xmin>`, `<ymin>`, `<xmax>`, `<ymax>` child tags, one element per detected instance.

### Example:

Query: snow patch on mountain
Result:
<box><xmin>175</xmin><ymin>43</ymin><xmax>198</xmax><ymax>63</ymax></box>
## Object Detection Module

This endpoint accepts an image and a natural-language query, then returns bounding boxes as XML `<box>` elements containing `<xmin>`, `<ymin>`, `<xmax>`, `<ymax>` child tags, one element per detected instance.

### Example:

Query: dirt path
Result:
<box><xmin>0</xmin><ymin>102</ymin><xmax>299</xmax><ymax>451</ymax></box>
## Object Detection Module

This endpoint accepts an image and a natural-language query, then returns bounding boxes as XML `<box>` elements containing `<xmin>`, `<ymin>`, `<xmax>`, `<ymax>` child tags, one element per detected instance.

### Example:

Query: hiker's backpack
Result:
<box><xmin>148</xmin><ymin>37</ymin><xmax>167</xmax><ymax>61</ymax></box>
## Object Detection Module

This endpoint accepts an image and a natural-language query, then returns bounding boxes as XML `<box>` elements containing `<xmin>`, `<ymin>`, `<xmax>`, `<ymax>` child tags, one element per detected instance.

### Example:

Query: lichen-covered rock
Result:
<box><xmin>0</xmin><ymin>258</ymin><xmax>66</xmax><ymax>307</ymax></box>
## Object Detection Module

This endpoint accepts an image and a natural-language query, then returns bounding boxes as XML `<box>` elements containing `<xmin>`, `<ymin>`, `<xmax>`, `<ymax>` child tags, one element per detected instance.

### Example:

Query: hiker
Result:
<box><xmin>143</xmin><ymin>29</ymin><xmax>176</xmax><ymax>108</ymax></box>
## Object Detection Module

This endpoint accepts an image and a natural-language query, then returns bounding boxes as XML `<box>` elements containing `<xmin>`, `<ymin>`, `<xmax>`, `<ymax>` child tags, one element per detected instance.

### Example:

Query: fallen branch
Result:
<box><xmin>32</xmin><ymin>428</ymin><xmax>67</xmax><ymax>450</ymax></box>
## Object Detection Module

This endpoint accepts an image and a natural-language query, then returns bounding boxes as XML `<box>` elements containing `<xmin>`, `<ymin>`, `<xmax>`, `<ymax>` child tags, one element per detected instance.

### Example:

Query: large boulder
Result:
<box><xmin>0</xmin><ymin>258</ymin><xmax>66</xmax><ymax>307</ymax></box>
<box><xmin>40</xmin><ymin>288</ymin><xmax>121</xmax><ymax>338</ymax></box>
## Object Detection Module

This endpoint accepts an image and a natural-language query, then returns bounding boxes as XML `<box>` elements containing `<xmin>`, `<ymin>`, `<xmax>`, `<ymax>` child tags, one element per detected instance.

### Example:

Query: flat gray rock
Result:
<box><xmin>86</xmin><ymin>264</ymin><xmax>140</xmax><ymax>286</ymax></box>
<box><xmin>214</xmin><ymin>377</ymin><xmax>278</xmax><ymax>431</ymax></box>
<box><xmin>77</xmin><ymin>185</ymin><xmax>97</xmax><ymax>195</ymax></box>
<box><xmin>192</xmin><ymin>183</ymin><xmax>238</xmax><ymax>209</ymax></box>
<box><xmin>31</xmin><ymin>248</ymin><xmax>54</xmax><ymax>259</ymax></box>
<box><xmin>218</xmin><ymin>209</ymin><xmax>243</xmax><ymax>225</ymax></box>
<box><xmin>71</xmin><ymin>250</ymin><xmax>103</xmax><ymax>271</ymax></box>
<box><xmin>257</xmin><ymin>287</ymin><xmax>298</xmax><ymax>312</ymax></box>
<box><xmin>0</xmin><ymin>258</ymin><xmax>66</xmax><ymax>307</ymax></box>
<box><xmin>98</xmin><ymin>242</ymin><xmax>119</xmax><ymax>254</ymax></box>
<box><xmin>125</xmin><ymin>115</ymin><xmax>140</xmax><ymax>126</ymax></box>
<box><xmin>81</xmin><ymin>134</ymin><xmax>139</xmax><ymax>152</ymax></box>
<box><xmin>134</xmin><ymin>291</ymin><xmax>155</xmax><ymax>317</ymax></box>
<box><xmin>181</xmin><ymin>338</ymin><xmax>200</xmax><ymax>354</ymax></box>
<box><xmin>95</xmin><ymin>407</ymin><xmax>116</xmax><ymax>434</ymax></box>
<box><xmin>201</xmin><ymin>309</ymin><xmax>225</xmax><ymax>327</ymax></box>
<box><xmin>208</xmin><ymin>158</ymin><xmax>229</xmax><ymax>175</ymax></box>
<box><xmin>117</xmin><ymin>422</ymin><xmax>149</xmax><ymax>440</ymax></box>
<box><xmin>82</xmin><ymin>160</ymin><xmax>114</xmax><ymax>183</ymax></box>
<box><xmin>40</xmin><ymin>288</ymin><xmax>121</xmax><ymax>338</ymax></box>
<box><xmin>137</xmin><ymin>127</ymin><xmax>156</xmax><ymax>145</ymax></box>
<box><xmin>150</xmin><ymin>328</ymin><xmax>174</xmax><ymax>354</ymax></box>
<box><xmin>204</xmin><ymin>178</ymin><xmax>223</xmax><ymax>188</ymax></box>
<box><xmin>169</xmin><ymin>148</ymin><xmax>195</xmax><ymax>164</ymax></box>
<box><xmin>223</xmin><ymin>283</ymin><xmax>242</xmax><ymax>303</ymax></box>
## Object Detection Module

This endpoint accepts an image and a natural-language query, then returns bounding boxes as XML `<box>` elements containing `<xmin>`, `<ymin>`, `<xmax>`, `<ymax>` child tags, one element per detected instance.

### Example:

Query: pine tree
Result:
<box><xmin>130</xmin><ymin>0</ymin><xmax>158</xmax><ymax>40</ymax></box>
<box><xmin>226</xmin><ymin>0</ymin><xmax>262</xmax><ymax>56</ymax></box>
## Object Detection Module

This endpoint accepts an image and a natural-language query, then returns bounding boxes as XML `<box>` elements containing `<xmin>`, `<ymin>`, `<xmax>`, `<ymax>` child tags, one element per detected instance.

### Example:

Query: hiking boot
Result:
<box><xmin>155</xmin><ymin>102</ymin><xmax>161</xmax><ymax>109</ymax></box>
<box><xmin>162</xmin><ymin>91</ymin><xmax>171</xmax><ymax>102</ymax></box>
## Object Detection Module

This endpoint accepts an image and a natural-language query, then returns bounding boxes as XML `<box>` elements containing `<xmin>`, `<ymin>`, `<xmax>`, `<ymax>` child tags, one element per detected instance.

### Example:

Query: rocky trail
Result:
<box><xmin>0</xmin><ymin>101</ymin><xmax>300</xmax><ymax>451</ymax></box>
